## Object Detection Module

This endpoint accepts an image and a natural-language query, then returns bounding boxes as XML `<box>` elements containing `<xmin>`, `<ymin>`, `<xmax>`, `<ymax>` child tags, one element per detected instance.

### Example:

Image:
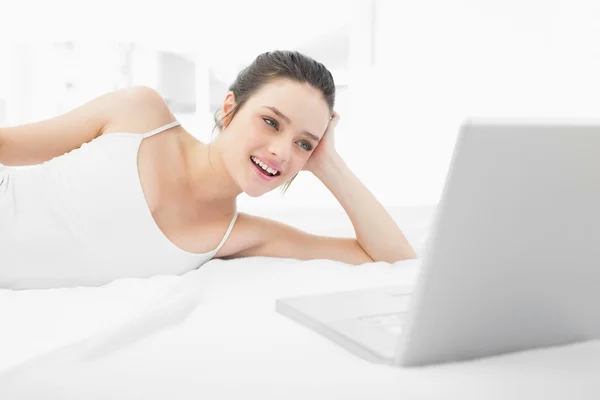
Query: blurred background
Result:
<box><xmin>1</xmin><ymin>0</ymin><xmax>599</xmax><ymax>213</ymax></box>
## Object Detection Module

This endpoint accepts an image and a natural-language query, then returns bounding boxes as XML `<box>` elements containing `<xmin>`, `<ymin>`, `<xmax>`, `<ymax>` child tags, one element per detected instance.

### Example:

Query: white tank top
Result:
<box><xmin>0</xmin><ymin>121</ymin><xmax>238</xmax><ymax>289</ymax></box>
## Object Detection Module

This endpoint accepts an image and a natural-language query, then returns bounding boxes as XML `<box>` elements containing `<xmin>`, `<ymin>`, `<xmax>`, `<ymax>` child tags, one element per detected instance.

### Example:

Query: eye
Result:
<box><xmin>299</xmin><ymin>141</ymin><xmax>313</xmax><ymax>151</ymax></box>
<box><xmin>263</xmin><ymin>117</ymin><xmax>278</xmax><ymax>130</ymax></box>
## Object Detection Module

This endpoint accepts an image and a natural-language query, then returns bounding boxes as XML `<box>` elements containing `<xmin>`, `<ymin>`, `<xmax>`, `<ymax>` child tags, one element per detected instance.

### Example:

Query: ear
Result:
<box><xmin>220</xmin><ymin>91</ymin><xmax>237</xmax><ymax>129</ymax></box>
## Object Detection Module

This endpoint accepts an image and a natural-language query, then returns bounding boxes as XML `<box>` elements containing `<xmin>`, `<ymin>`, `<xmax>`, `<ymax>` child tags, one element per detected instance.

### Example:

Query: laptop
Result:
<box><xmin>276</xmin><ymin>119</ymin><xmax>600</xmax><ymax>367</ymax></box>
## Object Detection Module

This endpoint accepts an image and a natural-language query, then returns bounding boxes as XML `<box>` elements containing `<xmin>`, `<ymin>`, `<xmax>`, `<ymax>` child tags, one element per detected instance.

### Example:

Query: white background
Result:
<box><xmin>1</xmin><ymin>0</ymin><xmax>599</xmax><ymax>211</ymax></box>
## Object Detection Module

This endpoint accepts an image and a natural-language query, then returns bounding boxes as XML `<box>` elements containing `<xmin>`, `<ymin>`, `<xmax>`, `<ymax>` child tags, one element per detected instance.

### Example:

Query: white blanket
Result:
<box><xmin>1</xmin><ymin>205</ymin><xmax>599</xmax><ymax>399</ymax></box>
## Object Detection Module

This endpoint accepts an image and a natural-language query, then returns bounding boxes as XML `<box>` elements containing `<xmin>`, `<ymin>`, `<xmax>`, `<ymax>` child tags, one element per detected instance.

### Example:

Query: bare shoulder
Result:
<box><xmin>215</xmin><ymin>212</ymin><xmax>374</xmax><ymax>265</ymax></box>
<box><xmin>0</xmin><ymin>85</ymin><xmax>177</xmax><ymax>167</ymax></box>
<box><xmin>101</xmin><ymin>85</ymin><xmax>178</xmax><ymax>136</ymax></box>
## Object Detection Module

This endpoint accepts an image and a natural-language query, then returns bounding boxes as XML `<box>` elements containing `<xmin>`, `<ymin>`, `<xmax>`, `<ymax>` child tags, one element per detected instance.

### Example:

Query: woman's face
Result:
<box><xmin>220</xmin><ymin>79</ymin><xmax>331</xmax><ymax>197</ymax></box>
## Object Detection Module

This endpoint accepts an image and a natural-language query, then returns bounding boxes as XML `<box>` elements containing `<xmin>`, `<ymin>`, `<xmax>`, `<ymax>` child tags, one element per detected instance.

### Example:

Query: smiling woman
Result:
<box><xmin>0</xmin><ymin>49</ymin><xmax>416</xmax><ymax>290</ymax></box>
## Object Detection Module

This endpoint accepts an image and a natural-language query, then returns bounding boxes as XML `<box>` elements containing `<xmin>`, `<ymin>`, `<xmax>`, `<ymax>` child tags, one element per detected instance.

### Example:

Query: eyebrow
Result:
<box><xmin>262</xmin><ymin>106</ymin><xmax>321</xmax><ymax>142</ymax></box>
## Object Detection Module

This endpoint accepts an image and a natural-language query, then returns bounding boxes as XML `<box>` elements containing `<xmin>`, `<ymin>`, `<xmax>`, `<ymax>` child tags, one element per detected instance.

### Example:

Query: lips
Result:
<box><xmin>250</xmin><ymin>157</ymin><xmax>279</xmax><ymax>180</ymax></box>
<box><xmin>251</xmin><ymin>156</ymin><xmax>282</xmax><ymax>175</ymax></box>
<box><xmin>250</xmin><ymin>156</ymin><xmax>281</xmax><ymax>176</ymax></box>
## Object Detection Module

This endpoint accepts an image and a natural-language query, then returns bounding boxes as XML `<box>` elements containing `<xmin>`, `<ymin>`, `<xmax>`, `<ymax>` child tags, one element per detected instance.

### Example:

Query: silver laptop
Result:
<box><xmin>276</xmin><ymin>119</ymin><xmax>600</xmax><ymax>367</ymax></box>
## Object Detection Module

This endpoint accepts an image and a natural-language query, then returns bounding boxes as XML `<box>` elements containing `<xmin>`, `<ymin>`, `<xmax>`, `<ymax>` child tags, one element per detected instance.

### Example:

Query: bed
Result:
<box><xmin>1</xmin><ymin>204</ymin><xmax>599</xmax><ymax>399</ymax></box>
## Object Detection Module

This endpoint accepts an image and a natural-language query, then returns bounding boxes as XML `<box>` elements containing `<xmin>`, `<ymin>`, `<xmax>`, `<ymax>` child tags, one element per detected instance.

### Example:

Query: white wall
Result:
<box><xmin>2</xmin><ymin>0</ymin><xmax>599</xmax><ymax>211</ymax></box>
<box><xmin>236</xmin><ymin>0</ymin><xmax>600</xmax><ymax>211</ymax></box>
<box><xmin>361</xmin><ymin>0</ymin><xmax>600</xmax><ymax>207</ymax></box>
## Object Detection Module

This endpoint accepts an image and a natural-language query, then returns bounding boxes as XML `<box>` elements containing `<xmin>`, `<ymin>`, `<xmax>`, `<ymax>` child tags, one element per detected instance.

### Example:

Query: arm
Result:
<box><xmin>226</xmin><ymin>155</ymin><xmax>416</xmax><ymax>265</ymax></box>
<box><xmin>0</xmin><ymin>85</ymin><xmax>169</xmax><ymax>166</ymax></box>
<box><xmin>225</xmin><ymin>213</ymin><xmax>374</xmax><ymax>265</ymax></box>
<box><xmin>313</xmin><ymin>153</ymin><xmax>417</xmax><ymax>263</ymax></box>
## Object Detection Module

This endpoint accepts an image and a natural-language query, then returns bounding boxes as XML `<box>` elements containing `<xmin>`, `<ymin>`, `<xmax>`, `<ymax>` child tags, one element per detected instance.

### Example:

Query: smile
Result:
<box><xmin>250</xmin><ymin>157</ymin><xmax>280</xmax><ymax>181</ymax></box>
<box><xmin>250</xmin><ymin>156</ymin><xmax>281</xmax><ymax>177</ymax></box>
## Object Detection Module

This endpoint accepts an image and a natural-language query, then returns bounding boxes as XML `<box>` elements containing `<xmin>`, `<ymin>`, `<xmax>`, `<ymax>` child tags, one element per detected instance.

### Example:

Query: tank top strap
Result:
<box><xmin>141</xmin><ymin>120</ymin><xmax>181</xmax><ymax>139</ymax></box>
<box><xmin>213</xmin><ymin>210</ymin><xmax>239</xmax><ymax>254</ymax></box>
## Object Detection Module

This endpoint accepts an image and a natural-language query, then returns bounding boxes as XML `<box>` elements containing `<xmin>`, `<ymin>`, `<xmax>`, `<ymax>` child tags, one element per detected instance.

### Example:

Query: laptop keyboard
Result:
<box><xmin>360</xmin><ymin>312</ymin><xmax>405</xmax><ymax>336</ymax></box>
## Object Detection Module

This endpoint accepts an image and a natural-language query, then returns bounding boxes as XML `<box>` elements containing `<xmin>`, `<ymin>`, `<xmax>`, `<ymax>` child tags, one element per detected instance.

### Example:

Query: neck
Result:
<box><xmin>182</xmin><ymin>134</ymin><xmax>242</xmax><ymax>206</ymax></box>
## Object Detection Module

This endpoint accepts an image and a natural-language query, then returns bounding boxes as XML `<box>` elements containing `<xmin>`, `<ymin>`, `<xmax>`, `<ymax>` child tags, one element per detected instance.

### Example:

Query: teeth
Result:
<box><xmin>251</xmin><ymin>156</ymin><xmax>279</xmax><ymax>175</ymax></box>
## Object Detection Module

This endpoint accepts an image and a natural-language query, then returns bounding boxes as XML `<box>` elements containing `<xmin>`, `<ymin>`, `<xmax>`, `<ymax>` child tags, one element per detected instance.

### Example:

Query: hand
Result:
<box><xmin>302</xmin><ymin>111</ymin><xmax>340</xmax><ymax>173</ymax></box>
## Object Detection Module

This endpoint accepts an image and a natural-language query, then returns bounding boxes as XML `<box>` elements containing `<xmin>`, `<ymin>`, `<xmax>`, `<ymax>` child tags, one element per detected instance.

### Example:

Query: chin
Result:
<box><xmin>244</xmin><ymin>185</ymin><xmax>276</xmax><ymax>198</ymax></box>
<box><xmin>244</xmin><ymin>189</ymin><xmax>264</xmax><ymax>198</ymax></box>
<box><xmin>241</xmin><ymin>179</ymin><xmax>266</xmax><ymax>198</ymax></box>
<box><xmin>243</xmin><ymin>170</ymin><xmax>281</xmax><ymax>198</ymax></box>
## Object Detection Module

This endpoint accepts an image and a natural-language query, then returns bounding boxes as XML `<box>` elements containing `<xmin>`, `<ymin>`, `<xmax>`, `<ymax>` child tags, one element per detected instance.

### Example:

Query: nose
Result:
<box><xmin>267</xmin><ymin>136</ymin><xmax>291</xmax><ymax>164</ymax></box>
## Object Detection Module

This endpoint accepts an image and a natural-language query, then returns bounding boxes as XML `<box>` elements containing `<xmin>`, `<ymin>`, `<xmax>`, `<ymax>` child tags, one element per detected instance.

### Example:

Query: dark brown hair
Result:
<box><xmin>212</xmin><ymin>50</ymin><xmax>336</xmax><ymax>195</ymax></box>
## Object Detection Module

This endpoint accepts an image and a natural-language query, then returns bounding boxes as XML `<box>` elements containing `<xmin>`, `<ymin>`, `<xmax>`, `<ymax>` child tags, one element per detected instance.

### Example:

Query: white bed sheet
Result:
<box><xmin>1</xmin><ymin>205</ymin><xmax>599</xmax><ymax>399</ymax></box>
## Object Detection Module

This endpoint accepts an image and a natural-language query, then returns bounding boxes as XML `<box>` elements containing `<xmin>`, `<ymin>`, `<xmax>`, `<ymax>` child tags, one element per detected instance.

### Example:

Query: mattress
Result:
<box><xmin>1</xmin><ymin>204</ymin><xmax>599</xmax><ymax>399</ymax></box>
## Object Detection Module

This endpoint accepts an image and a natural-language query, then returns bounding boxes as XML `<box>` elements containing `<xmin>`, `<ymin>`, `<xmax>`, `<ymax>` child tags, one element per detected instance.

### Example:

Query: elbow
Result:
<box><xmin>356</xmin><ymin>242</ymin><xmax>418</xmax><ymax>264</ymax></box>
<box><xmin>398</xmin><ymin>241</ymin><xmax>419</xmax><ymax>261</ymax></box>
<box><xmin>380</xmin><ymin>248</ymin><xmax>418</xmax><ymax>264</ymax></box>
<box><xmin>0</xmin><ymin>131</ymin><xmax>5</xmax><ymax>166</ymax></box>
<box><xmin>400</xmin><ymin>247</ymin><xmax>419</xmax><ymax>261</ymax></box>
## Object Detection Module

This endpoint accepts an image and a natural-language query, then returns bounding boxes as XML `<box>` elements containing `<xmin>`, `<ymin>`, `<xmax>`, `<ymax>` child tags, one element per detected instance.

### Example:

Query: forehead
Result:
<box><xmin>248</xmin><ymin>79</ymin><xmax>330</xmax><ymax>128</ymax></box>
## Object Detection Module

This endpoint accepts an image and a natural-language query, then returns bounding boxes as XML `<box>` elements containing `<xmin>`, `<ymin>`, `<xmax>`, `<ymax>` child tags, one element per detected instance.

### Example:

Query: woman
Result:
<box><xmin>0</xmin><ymin>50</ymin><xmax>416</xmax><ymax>290</ymax></box>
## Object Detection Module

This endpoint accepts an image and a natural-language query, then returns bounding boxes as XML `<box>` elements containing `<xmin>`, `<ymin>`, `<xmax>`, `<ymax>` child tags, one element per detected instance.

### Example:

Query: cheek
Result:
<box><xmin>245</xmin><ymin>124</ymin><xmax>266</xmax><ymax>144</ymax></box>
<box><xmin>248</xmin><ymin>129</ymin><xmax>264</xmax><ymax>143</ymax></box>
<box><xmin>243</xmin><ymin>136</ymin><xmax>265</xmax><ymax>157</ymax></box>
